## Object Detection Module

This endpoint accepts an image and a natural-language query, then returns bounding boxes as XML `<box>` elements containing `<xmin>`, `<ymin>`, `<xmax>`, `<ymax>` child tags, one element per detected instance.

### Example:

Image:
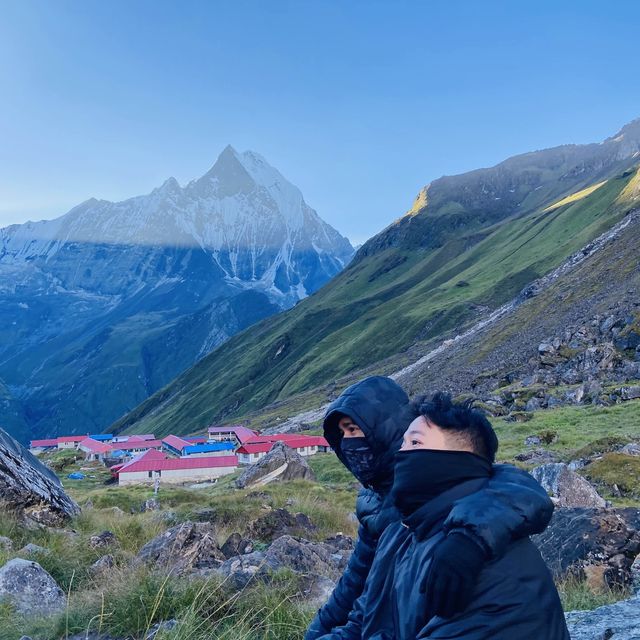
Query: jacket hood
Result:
<box><xmin>323</xmin><ymin>376</ymin><xmax>412</xmax><ymax>491</ymax></box>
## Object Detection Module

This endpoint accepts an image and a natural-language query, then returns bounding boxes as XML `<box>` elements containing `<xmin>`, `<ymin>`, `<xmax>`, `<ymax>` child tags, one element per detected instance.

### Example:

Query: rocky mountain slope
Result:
<box><xmin>0</xmin><ymin>148</ymin><xmax>353</xmax><ymax>441</ymax></box>
<box><xmin>115</xmin><ymin>119</ymin><xmax>640</xmax><ymax>437</ymax></box>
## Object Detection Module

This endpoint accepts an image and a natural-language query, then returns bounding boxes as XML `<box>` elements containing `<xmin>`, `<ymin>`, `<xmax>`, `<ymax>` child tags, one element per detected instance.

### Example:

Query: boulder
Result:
<box><xmin>18</xmin><ymin>543</ymin><xmax>50</xmax><ymax>557</ymax></box>
<box><xmin>0</xmin><ymin>427</ymin><xmax>80</xmax><ymax>526</ymax></box>
<box><xmin>514</xmin><ymin>448</ymin><xmax>559</xmax><ymax>466</ymax></box>
<box><xmin>217</xmin><ymin>535</ymin><xmax>349</xmax><ymax>591</ymax></box>
<box><xmin>565</xmin><ymin>595</ymin><xmax>640</xmax><ymax>640</ymax></box>
<box><xmin>220</xmin><ymin>533</ymin><xmax>254</xmax><ymax>559</ymax></box>
<box><xmin>89</xmin><ymin>530</ymin><xmax>117</xmax><ymax>549</ymax></box>
<box><xmin>235</xmin><ymin>441</ymin><xmax>315</xmax><ymax>489</ymax></box>
<box><xmin>89</xmin><ymin>554</ymin><xmax>114</xmax><ymax>576</ymax></box>
<box><xmin>531</xmin><ymin>463</ymin><xmax>607</xmax><ymax>508</ymax></box>
<box><xmin>136</xmin><ymin>521</ymin><xmax>224</xmax><ymax>574</ymax></box>
<box><xmin>0</xmin><ymin>558</ymin><xmax>65</xmax><ymax>617</ymax></box>
<box><xmin>246</xmin><ymin>508</ymin><xmax>317</xmax><ymax>543</ymax></box>
<box><xmin>141</xmin><ymin>498</ymin><xmax>160</xmax><ymax>512</ymax></box>
<box><xmin>0</xmin><ymin>536</ymin><xmax>12</xmax><ymax>551</ymax></box>
<box><xmin>533</xmin><ymin>508</ymin><xmax>640</xmax><ymax>589</ymax></box>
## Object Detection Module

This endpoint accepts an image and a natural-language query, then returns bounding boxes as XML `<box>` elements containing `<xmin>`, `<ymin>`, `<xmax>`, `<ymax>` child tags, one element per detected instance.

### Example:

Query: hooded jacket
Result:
<box><xmin>317</xmin><ymin>478</ymin><xmax>570</xmax><ymax>640</ymax></box>
<box><xmin>305</xmin><ymin>377</ymin><xmax>554</xmax><ymax>639</ymax></box>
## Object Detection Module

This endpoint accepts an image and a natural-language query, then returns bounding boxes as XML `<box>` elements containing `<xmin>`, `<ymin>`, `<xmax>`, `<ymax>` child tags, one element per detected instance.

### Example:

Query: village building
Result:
<box><xmin>207</xmin><ymin>425</ymin><xmax>257</xmax><ymax>446</ymax></box>
<box><xmin>181</xmin><ymin>442</ymin><xmax>236</xmax><ymax>458</ymax></box>
<box><xmin>112</xmin><ymin>433</ymin><xmax>156</xmax><ymax>444</ymax></box>
<box><xmin>78</xmin><ymin>437</ymin><xmax>112</xmax><ymax>462</ymax></box>
<box><xmin>236</xmin><ymin>434</ymin><xmax>330</xmax><ymax>465</ymax></box>
<box><xmin>162</xmin><ymin>435</ymin><xmax>192</xmax><ymax>456</ymax></box>
<box><xmin>109</xmin><ymin>439</ymin><xmax>163</xmax><ymax>459</ymax></box>
<box><xmin>116</xmin><ymin>453</ymin><xmax>238</xmax><ymax>486</ymax></box>
<box><xmin>56</xmin><ymin>435</ymin><xmax>86</xmax><ymax>450</ymax></box>
<box><xmin>29</xmin><ymin>438</ymin><xmax>59</xmax><ymax>453</ymax></box>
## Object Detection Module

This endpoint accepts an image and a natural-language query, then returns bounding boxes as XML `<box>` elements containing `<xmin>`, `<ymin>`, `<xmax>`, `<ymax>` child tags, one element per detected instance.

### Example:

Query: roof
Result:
<box><xmin>237</xmin><ymin>443</ymin><xmax>273</xmax><ymax>455</ymax></box>
<box><xmin>183</xmin><ymin>442</ymin><xmax>236</xmax><ymax>455</ymax></box>
<box><xmin>130</xmin><ymin>434</ymin><xmax>156</xmax><ymax>441</ymax></box>
<box><xmin>238</xmin><ymin>435</ymin><xmax>329</xmax><ymax>455</ymax></box>
<box><xmin>246</xmin><ymin>434</ymin><xmax>329</xmax><ymax>448</ymax></box>
<box><xmin>78</xmin><ymin>438</ymin><xmax>112</xmax><ymax>454</ymax></box>
<box><xmin>57</xmin><ymin>435</ymin><xmax>86</xmax><ymax>443</ymax></box>
<box><xmin>207</xmin><ymin>425</ymin><xmax>257</xmax><ymax>443</ymax></box>
<box><xmin>115</xmin><ymin>439</ymin><xmax>163</xmax><ymax>451</ymax></box>
<box><xmin>162</xmin><ymin>435</ymin><xmax>191</xmax><ymax>451</ymax></box>
<box><xmin>184</xmin><ymin>436</ymin><xmax>208</xmax><ymax>444</ymax></box>
<box><xmin>88</xmin><ymin>434</ymin><xmax>114</xmax><ymax>441</ymax></box>
<box><xmin>117</xmin><ymin>448</ymin><xmax>168</xmax><ymax>473</ymax></box>
<box><xmin>119</xmin><ymin>455</ymin><xmax>238</xmax><ymax>474</ymax></box>
<box><xmin>30</xmin><ymin>439</ymin><xmax>58</xmax><ymax>448</ymax></box>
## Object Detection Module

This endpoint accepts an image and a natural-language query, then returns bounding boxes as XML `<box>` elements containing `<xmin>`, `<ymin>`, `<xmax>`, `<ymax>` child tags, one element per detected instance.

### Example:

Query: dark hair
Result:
<box><xmin>412</xmin><ymin>392</ymin><xmax>498</xmax><ymax>462</ymax></box>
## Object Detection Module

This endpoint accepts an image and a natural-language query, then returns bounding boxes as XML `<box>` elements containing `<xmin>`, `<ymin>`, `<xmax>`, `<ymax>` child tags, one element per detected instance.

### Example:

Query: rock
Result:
<box><xmin>89</xmin><ymin>531</ymin><xmax>117</xmax><ymax>549</ymax></box>
<box><xmin>531</xmin><ymin>463</ymin><xmax>607</xmax><ymax>508</ymax></box>
<box><xmin>89</xmin><ymin>554</ymin><xmax>114</xmax><ymax>575</ymax></box>
<box><xmin>631</xmin><ymin>553</ymin><xmax>640</xmax><ymax>597</ymax></box>
<box><xmin>18</xmin><ymin>543</ymin><xmax>50</xmax><ymax>556</ymax></box>
<box><xmin>620</xmin><ymin>443</ymin><xmax>640</xmax><ymax>457</ymax></box>
<box><xmin>619</xmin><ymin>385</ymin><xmax>640</xmax><ymax>401</ymax></box>
<box><xmin>565</xmin><ymin>595</ymin><xmax>640</xmax><ymax>640</ymax></box>
<box><xmin>0</xmin><ymin>536</ymin><xmax>12</xmax><ymax>551</ymax></box>
<box><xmin>514</xmin><ymin>449</ymin><xmax>559</xmax><ymax>466</ymax></box>
<box><xmin>217</xmin><ymin>535</ymin><xmax>349</xmax><ymax>590</ymax></box>
<box><xmin>141</xmin><ymin>498</ymin><xmax>160</xmax><ymax>512</ymax></box>
<box><xmin>525</xmin><ymin>397</ymin><xmax>543</xmax><ymax>412</ymax></box>
<box><xmin>220</xmin><ymin>533</ymin><xmax>254</xmax><ymax>559</ymax></box>
<box><xmin>107</xmin><ymin>506</ymin><xmax>126</xmax><ymax>517</ymax></box>
<box><xmin>247</xmin><ymin>508</ymin><xmax>317</xmax><ymax>543</ymax></box>
<box><xmin>0</xmin><ymin>558</ymin><xmax>65</xmax><ymax>616</ymax></box>
<box><xmin>235</xmin><ymin>441</ymin><xmax>315</xmax><ymax>489</ymax></box>
<box><xmin>145</xmin><ymin>619</ymin><xmax>177</xmax><ymax>639</ymax></box>
<box><xmin>524</xmin><ymin>435</ymin><xmax>541</xmax><ymax>447</ymax></box>
<box><xmin>533</xmin><ymin>508</ymin><xmax>640</xmax><ymax>589</ymax></box>
<box><xmin>323</xmin><ymin>534</ymin><xmax>355</xmax><ymax>552</ymax></box>
<box><xmin>192</xmin><ymin>507</ymin><xmax>216</xmax><ymax>522</ymax></box>
<box><xmin>0</xmin><ymin>427</ymin><xmax>80</xmax><ymax>526</ymax></box>
<box><xmin>136</xmin><ymin>522</ymin><xmax>224</xmax><ymax>574</ymax></box>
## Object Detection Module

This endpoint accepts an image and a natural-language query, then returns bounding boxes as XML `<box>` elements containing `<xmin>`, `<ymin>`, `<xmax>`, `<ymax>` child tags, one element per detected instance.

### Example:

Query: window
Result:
<box><xmin>148</xmin><ymin>471</ymin><xmax>152</xmax><ymax>478</ymax></box>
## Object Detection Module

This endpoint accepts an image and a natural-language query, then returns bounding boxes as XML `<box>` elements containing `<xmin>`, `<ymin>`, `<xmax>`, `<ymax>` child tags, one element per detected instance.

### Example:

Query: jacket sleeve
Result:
<box><xmin>442</xmin><ymin>463</ymin><xmax>554</xmax><ymax>559</ymax></box>
<box><xmin>304</xmin><ymin>522</ymin><xmax>377</xmax><ymax>640</ymax></box>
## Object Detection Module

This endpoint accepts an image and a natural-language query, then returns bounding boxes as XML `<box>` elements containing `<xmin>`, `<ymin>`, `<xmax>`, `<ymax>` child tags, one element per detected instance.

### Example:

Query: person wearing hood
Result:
<box><xmin>305</xmin><ymin>377</ymin><xmax>555</xmax><ymax>640</ymax></box>
<box><xmin>315</xmin><ymin>392</ymin><xmax>569</xmax><ymax>639</ymax></box>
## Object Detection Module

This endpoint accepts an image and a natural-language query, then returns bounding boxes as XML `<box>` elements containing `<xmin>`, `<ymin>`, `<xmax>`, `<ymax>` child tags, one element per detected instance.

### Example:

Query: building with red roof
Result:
<box><xmin>56</xmin><ymin>435</ymin><xmax>87</xmax><ymax>450</ymax></box>
<box><xmin>78</xmin><ymin>437</ymin><xmax>113</xmax><ymax>461</ymax></box>
<box><xmin>117</xmin><ymin>454</ymin><xmax>238</xmax><ymax>486</ymax></box>
<box><xmin>29</xmin><ymin>438</ymin><xmax>59</xmax><ymax>451</ymax></box>
<box><xmin>113</xmin><ymin>439</ymin><xmax>163</xmax><ymax>453</ymax></box>
<box><xmin>207</xmin><ymin>425</ymin><xmax>257</xmax><ymax>445</ymax></box>
<box><xmin>162</xmin><ymin>435</ymin><xmax>192</xmax><ymax>456</ymax></box>
<box><xmin>237</xmin><ymin>434</ymin><xmax>330</xmax><ymax>465</ymax></box>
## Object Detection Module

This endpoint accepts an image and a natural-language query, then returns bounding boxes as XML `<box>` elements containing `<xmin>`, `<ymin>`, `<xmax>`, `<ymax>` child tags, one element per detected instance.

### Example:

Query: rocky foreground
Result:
<box><xmin>2</xmin><ymin>425</ymin><xmax>640</xmax><ymax>638</ymax></box>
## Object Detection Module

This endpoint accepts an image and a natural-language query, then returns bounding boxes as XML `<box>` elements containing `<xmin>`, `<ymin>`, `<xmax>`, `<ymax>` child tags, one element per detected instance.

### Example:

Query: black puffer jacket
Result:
<box><xmin>319</xmin><ymin>478</ymin><xmax>569</xmax><ymax>640</ymax></box>
<box><xmin>305</xmin><ymin>376</ymin><xmax>554</xmax><ymax>640</ymax></box>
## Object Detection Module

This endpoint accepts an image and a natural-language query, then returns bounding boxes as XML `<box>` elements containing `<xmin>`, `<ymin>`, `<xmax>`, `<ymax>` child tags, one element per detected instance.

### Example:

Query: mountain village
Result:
<box><xmin>29</xmin><ymin>427</ymin><xmax>330</xmax><ymax>486</ymax></box>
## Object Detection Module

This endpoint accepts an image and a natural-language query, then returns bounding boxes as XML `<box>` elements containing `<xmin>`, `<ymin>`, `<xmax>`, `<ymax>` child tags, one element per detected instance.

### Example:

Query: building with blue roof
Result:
<box><xmin>89</xmin><ymin>434</ymin><xmax>114</xmax><ymax>442</ymax></box>
<box><xmin>182</xmin><ymin>442</ymin><xmax>236</xmax><ymax>458</ymax></box>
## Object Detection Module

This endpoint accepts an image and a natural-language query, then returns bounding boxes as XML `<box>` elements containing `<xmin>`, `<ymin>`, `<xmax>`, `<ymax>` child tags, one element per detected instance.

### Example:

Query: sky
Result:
<box><xmin>1</xmin><ymin>1</ymin><xmax>639</xmax><ymax>245</ymax></box>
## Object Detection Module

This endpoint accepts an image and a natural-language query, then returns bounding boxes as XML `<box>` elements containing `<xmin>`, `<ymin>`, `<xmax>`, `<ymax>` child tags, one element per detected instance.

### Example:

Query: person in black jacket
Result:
<box><xmin>316</xmin><ymin>392</ymin><xmax>569</xmax><ymax>639</ymax></box>
<box><xmin>305</xmin><ymin>377</ymin><xmax>555</xmax><ymax>639</ymax></box>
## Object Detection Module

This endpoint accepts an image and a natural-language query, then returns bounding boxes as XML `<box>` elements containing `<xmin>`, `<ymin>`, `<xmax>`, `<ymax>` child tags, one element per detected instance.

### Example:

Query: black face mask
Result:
<box><xmin>340</xmin><ymin>437</ymin><xmax>379</xmax><ymax>486</ymax></box>
<box><xmin>391</xmin><ymin>449</ymin><xmax>492</xmax><ymax>518</ymax></box>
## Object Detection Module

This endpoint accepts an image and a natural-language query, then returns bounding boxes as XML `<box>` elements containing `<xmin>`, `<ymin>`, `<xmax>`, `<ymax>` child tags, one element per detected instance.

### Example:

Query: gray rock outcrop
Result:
<box><xmin>0</xmin><ymin>558</ymin><xmax>66</xmax><ymax>617</ymax></box>
<box><xmin>565</xmin><ymin>595</ymin><xmax>640</xmax><ymax>640</ymax></box>
<box><xmin>136</xmin><ymin>521</ymin><xmax>224</xmax><ymax>574</ymax></box>
<box><xmin>217</xmin><ymin>534</ymin><xmax>350</xmax><ymax>591</ymax></box>
<box><xmin>235</xmin><ymin>442</ymin><xmax>315</xmax><ymax>489</ymax></box>
<box><xmin>531</xmin><ymin>463</ymin><xmax>607</xmax><ymax>508</ymax></box>
<box><xmin>0</xmin><ymin>427</ymin><xmax>80</xmax><ymax>526</ymax></box>
<box><xmin>246</xmin><ymin>508</ymin><xmax>317</xmax><ymax>543</ymax></box>
<box><xmin>533</xmin><ymin>508</ymin><xmax>640</xmax><ymax>589</ymax></box>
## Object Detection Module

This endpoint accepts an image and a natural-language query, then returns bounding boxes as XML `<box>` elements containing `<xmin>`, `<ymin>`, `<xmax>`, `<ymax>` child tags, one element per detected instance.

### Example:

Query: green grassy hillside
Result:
<box><xmin>115</xmin><ymin>166</ymin><xmax>639</xmax><ymax>437</ymax></box>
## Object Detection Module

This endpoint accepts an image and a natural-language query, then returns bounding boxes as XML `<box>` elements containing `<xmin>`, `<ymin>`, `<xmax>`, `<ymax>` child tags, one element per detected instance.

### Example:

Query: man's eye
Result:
<box><xmin>411</xmin><ymin>440</ymin><xmax>420</xmax><ymax>446</ymax></box>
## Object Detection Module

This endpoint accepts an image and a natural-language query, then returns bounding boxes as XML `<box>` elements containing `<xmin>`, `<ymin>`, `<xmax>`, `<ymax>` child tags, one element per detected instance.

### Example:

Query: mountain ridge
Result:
<box><xmin>0</xmin><ymin>148</ymin><xmax>353</xmax><ymax>441</ymax></box>
<box><xmin>113</xmin><ymin>118</ymin><xmax>640</xmax><ymax>437</ymax></box>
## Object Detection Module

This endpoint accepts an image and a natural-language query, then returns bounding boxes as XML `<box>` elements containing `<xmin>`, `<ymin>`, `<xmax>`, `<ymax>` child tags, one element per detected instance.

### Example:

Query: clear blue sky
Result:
<box><xmin>1</xmin><ymin>0</ymin><xmax>639</xmax><ymax>244</ymax></box>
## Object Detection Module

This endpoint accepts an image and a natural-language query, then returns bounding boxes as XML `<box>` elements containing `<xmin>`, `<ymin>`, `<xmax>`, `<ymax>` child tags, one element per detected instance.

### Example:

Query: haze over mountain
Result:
<box><xmin>114</xmin><ymin>118</ymin><xmax>640</xmax><ymax>438</ymax></box>
<box><xmin>0</xmin><ymin>147</ymin><xmax>354</xmax><ymax>442</ymax></box>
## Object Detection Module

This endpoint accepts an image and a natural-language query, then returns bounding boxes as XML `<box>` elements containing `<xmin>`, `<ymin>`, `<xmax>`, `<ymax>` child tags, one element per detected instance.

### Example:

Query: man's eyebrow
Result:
<box><xmin>406</xmin><ymin>429</ymin><xmax>425</xmax><ymax>436</ymax></box>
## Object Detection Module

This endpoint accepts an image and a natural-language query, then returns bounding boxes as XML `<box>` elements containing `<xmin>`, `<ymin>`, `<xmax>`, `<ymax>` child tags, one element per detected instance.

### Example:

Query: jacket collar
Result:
<box><xmin>403</xmin><ymin>477</ymin><xmax>489</xmax><ymax>539</ymax></box>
